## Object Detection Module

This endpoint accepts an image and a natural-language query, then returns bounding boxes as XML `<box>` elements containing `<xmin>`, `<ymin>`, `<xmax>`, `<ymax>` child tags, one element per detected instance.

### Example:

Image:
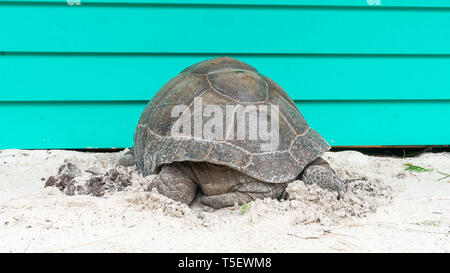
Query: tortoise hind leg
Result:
<box><xmin>300</xmin><ymin>157</ymin><xmax>346</xmax><ymax>199</ymax></box>
<box><xmin>148</xmin><ymin>164</ymin><xmax>198</xmax><ymax>205</ymax></box>
<box><xmin>200</xmin><ymin>182</ymin><xmax>286</xmax><ymax>209</ymax></box>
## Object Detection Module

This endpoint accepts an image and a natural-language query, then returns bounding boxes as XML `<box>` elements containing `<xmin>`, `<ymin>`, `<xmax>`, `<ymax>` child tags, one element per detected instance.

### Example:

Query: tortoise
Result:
<box><xmin>127</xmin><ymin>57</ymin><xmax>345</xmax><ymax>209</ymax></box>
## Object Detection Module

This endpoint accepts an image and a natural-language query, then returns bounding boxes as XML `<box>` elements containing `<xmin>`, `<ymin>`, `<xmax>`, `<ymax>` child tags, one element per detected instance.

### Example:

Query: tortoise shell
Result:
<box><xmin>134</xmin><ymin>57</ymin><xmax>330</xmax><ymax>183</ymax></box>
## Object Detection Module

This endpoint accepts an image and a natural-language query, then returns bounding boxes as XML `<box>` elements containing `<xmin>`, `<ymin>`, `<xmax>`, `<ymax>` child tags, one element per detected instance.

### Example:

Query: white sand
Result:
<box><xmin>0</xmin><ymin>149</ymin><xmax>449</xmax><ymax>252</ymax></box>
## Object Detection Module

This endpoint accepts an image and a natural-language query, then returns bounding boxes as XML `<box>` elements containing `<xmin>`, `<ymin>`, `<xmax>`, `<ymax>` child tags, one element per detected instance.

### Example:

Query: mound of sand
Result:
<box><xmin>42</xmin><ymin>149</ymin><xmax>392</xmax><ymax>224</ymax></box>
<box><xmin>44</xmin><ymin>161</ymin><xmax>132</xmax><ymax>197</ymax></box>
<box><xmin>42</xmin><ymin>151</ymin><xmax>192</xmax><ymax>218</ymax></box>
<box><xmin>124</xmin><ymin>177</ymin><xmax>191</xmax><ymax>218</ymax></box>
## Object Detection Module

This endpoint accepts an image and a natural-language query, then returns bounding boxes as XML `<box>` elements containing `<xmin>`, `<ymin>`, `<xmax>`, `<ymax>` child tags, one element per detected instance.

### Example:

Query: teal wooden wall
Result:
<box><xmin>1</xmin><ymin>0</ymin><xmax>449</xmax><ymax>148</ymax></box>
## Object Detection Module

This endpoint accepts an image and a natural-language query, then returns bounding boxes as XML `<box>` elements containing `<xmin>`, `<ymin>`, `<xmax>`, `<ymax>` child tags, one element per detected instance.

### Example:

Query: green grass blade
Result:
<box><xmin>404</xmin><ymin>163</ymin><xmax>433</xmax><ymax>173</ymax></box>
<box><xmin>436</xmin><ymin>171</ymin><xmax>450</xmax><ymax>181</ymax></box>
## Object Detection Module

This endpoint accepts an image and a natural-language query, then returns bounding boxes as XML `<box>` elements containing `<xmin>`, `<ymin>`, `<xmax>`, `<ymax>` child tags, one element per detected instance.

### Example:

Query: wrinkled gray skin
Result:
<box><xmin>121</xmin><ymin>149</ymin><xmax>344</xmax><ymax>209</ymax></box>
<box><xmin>152</xmin><ymin>158</ymin><xmax>344</xmax><ymax>209</ymax></box>
<box><xmin>128</xmin><ymin>57</ymin><xmax>346</xmax><ymax>209</ymax></box>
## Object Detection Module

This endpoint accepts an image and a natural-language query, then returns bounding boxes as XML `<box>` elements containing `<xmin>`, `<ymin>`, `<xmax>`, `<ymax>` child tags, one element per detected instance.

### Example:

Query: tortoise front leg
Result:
<box><xmin>200</xmin><ymin>182</ymin><xmax>286</xmax><ymax>209</ymax></box>
<box><xmin>300</xmin><ymin>157</ymin><xmax>345</xmax><ymax>199</ymax></box>
<box><xmin>148</xmin><ymin>164</ymin><xmax>198</xmax><ymax>205</ymax></box>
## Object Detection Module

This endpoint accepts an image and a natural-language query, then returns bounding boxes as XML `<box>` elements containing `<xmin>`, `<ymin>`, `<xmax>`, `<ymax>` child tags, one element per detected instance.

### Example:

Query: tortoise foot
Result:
<box><xmin>148</xmin><ymin>164</ymin><xmax>197</xmax><ymax>205</ymax></box>
<box><xmin>300</xmin><ymin>157</ymin><xmax>346</xmax><ymax>199</ymax></box>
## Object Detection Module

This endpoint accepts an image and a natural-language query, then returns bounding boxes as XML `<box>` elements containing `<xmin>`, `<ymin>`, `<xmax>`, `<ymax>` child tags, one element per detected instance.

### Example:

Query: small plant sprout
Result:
<box><xmin>412</xmin><ymin>220</ymin><xmax>441</xmax><ymax>227</ymax></box>
<box><xmin>403</xmin><ymin>163</ymin><xmax>433</xmax><ymax>173</ymax></box>
<box><xmin>240</xmin><ymin>202</ymin><xmax>251</xmax><ymax>215</ymax></box>
<box><xmin>404</xmin><ymin>163</ymin><xmax>450</xmax><ymax>181</ymax></box>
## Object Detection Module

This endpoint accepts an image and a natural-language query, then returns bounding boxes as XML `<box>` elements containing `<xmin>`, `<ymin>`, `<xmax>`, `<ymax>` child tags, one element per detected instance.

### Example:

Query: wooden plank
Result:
<box><xmin>301</xmin><ymin>100</ymin><xmax>450</xmax><ymax>147</ymax></box>
<box><xmin>0</xmin><ymin>101</ymin><xmax>142</xmax><ymax>149</ymax></box>
<box><xmin>1</xmin><ymin>3</ymin><xmax>450</xmax><ymax>54</ymax></box>
<box><xmin>2</xmin><ymin>53</ymin><xmax>450</xmax><ymax>101</ymax></box>
<box><xmin>1</xmin><ymin>100</ymin><xmax>449</xmax><ymax>149</ymax></box>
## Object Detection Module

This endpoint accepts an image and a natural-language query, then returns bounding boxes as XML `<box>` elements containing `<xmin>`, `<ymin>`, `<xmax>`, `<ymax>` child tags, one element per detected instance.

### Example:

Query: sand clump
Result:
<box><xmin>43</xmin><ymin>151</ymin><xmax>191</xmax><ymax>218</ymax></box>
<box><xmin>241</xmin><ymin>178</ymin><xmax>392</xmax><ymax>226</ymax></box>
<box><xmin>44</xmin><ymin>160</ymin><xmax>133</xmax><ymax>197</ymax></box>
<box><xmin>238</xmin><ymin>152</ymin><xmax>393</xmax><ymax>225</ymax></box>
<box><xmin>288</xmin><ymin>178</ymin><xmax>391</xmax><ymax>225</ymax></box>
